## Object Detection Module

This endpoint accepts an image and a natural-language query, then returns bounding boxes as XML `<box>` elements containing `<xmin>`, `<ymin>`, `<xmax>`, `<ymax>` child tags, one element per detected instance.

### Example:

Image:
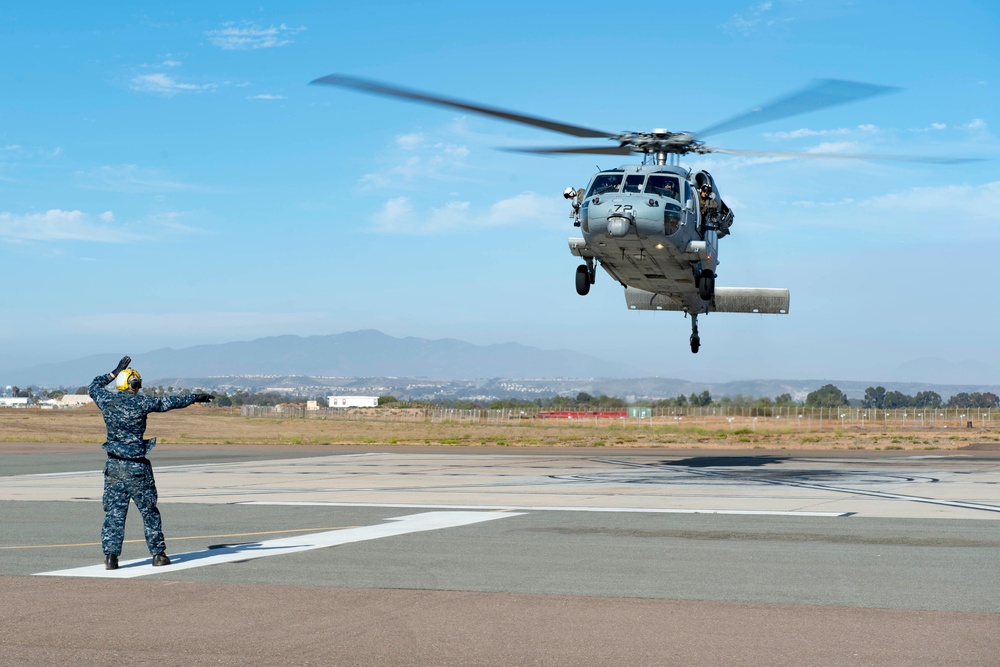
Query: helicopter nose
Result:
<box><xmin>606</xmin><ymin>210</ymin><xmax>634</xmax><ymax>237</ymax></box>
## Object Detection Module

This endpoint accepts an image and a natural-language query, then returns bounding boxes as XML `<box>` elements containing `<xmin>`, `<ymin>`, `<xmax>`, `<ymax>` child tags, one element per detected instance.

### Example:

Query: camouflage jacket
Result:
<box><xmin>88</xmin><ymin>374</ymin><xmax>197</xmax><ymax>459</ymax></box>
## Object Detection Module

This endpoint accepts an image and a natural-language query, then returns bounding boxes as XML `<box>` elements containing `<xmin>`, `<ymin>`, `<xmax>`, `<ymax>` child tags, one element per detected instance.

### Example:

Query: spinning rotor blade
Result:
<box><xmin>311</xmin><ymin>74</ymin><xmax>614</xmax><ymax>139</ymax></box>
<box><xmin>505</xmin><ymin>145</ymin><xmax>635</xmax><ymax>156</ymax></box>
<box><xmin>696</xmin><ymin>79</ymin><xmax>899</xmax><ymax>138</ymax></box>
<box><xmin>709</xmin><ymin>147</ymin><xmax>982</xmax><ymax>164</ymax></box>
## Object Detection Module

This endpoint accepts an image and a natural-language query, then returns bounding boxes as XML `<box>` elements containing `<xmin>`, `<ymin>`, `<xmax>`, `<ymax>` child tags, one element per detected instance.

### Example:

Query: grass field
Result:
<box><xmin>2</xmin><ymin>405</ymin><xmax>998</xmax><ymax>451</ymax></box>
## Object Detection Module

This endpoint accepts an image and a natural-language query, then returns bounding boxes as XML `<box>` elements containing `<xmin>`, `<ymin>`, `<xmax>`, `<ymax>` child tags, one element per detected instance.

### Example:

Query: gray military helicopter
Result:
<box><xmin>312</xmin><ymin>75</ymin><xmax>973</xmax><ymax>353</ymax></box>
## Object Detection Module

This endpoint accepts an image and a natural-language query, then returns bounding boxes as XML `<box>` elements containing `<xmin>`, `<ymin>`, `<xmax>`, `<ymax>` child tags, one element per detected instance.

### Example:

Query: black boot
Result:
<box><xmin>105</xmin><ymin>554</ymin><xmax>119</xmax><ymax>570</ymax></box>
<box><xmin>152</xmin><ymin>553</ymin><xmax>171</xmax><ymax>566</ymax></box>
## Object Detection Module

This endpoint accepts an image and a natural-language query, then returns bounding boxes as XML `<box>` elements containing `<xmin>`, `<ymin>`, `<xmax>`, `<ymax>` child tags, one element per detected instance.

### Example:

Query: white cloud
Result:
<box><xmin>0</xmin><ymin>209</ymin><xmax>140</xmax><ymax>243</ymax></box>
<box><xmin>249</xmin><ymin>93</ymin><xmax>286</xmax><ymax>100</ymax></box>
<box><xmin>360</xmin><ymin>131</ymin><xmax>473</xmax><ymax>189</ymax></box>
<box><xmin>396</xmin><ymin>133</ymin><xmax>426</xmax><ymax>150</ymax></box>
<box><xmin>76</xmin><ymin>164</ymin><xmax>215</xmax><ymax>193</ymax></box>
<box><xmin>963</xmin><ymin>118</ymin><xmax>987</xmax><ymax>131</ymax></box>
<box><xmin>724</xmin><ymin>1</ymin><xmax>782</xmax><ymax>35</ymax></box>
<box><xmin>372</xmin><ymin>192</ymin><xmax>564</xmax><ymax>234</ymax></box>
<box><xmin>131</xmin><ymin>73</ymin><xmax>217</xmax><ymax>96</ymax></box>
<box><xmin>767</xmin><ymin>125</ymin><xmax>881</xmax><ymax>140</ymax></box>
<box><xmin>205</xmin><ymin>22</ymin><xmax>305</xmax><ymax>50</ymax></box>
<box><xmin>789</xmin><ymin>181</ymin><xmax>1000</xmax><ymax>232</ymax></box>
<box><xmin>805</xmin><ymin>141</ymin><xmax>860</xmax><ymax>155</ymax></box>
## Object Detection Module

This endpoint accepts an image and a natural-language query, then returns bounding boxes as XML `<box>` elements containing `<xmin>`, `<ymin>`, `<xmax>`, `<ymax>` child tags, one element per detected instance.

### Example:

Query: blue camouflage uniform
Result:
<box><xmin>89</xmin><ymin>373</ymin><xmax>197</xmax><ymax>557</ymax></box>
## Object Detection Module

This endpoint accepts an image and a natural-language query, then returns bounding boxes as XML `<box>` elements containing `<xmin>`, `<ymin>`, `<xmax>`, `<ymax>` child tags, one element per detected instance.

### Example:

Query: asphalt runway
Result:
<box><xmin>2</xmin><ymin>443</ymin><xmax>1000</xmax><ymax>666</ymax></box>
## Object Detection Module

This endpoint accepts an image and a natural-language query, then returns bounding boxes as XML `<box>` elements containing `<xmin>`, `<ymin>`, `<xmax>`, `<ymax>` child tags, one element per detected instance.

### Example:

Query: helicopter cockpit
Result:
<box><xmin>586</xmin><ymin>170</ymin><xmax>684</xmax><ymax>202</ymax></box>
<box><xmin>586</xmin><ymin>171</ymin><xmax>623</xmax><ymax>197</ymax></box>
<box><xmin>644</xmin><ymin>174</ymin><xmax>681</xmax><ymax>201</ymax></box>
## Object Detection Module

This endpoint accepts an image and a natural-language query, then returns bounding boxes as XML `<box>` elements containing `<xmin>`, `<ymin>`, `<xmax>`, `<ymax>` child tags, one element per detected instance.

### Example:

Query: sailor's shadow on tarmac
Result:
<box><xmin>113</xmin><ymin>542</ymin><xmax>307</xmax><ymax>569</ymax></box>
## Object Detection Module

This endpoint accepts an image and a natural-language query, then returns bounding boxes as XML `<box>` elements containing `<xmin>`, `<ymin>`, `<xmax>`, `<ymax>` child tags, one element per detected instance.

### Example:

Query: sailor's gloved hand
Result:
<box><xmin>111</xmin><ymin>355</ymin><xmax>131</xmax><ymax>377</ymax></box>
<box><xmin>193</xmin><ymin>393</ymin><xmax>214</xmax><ymax>403</ymax></box>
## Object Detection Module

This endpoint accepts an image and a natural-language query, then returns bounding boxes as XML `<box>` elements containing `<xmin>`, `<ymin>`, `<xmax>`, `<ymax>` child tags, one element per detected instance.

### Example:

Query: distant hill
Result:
<box><xmin>3</xmin><ymin>329</ymin><xmax>644</xmax><ymax>387</ymax></box>
<box><xmin>4</xmin><ymin>330</ymin><xmax>999</xmax><ymax>402</ymax></box>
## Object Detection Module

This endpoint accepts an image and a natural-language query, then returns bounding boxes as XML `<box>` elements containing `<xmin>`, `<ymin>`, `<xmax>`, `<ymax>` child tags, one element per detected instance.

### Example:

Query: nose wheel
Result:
<box><xmin>690</xmin><ymin>314</ymin><xmax>701</xmax><ymax>353</ymax></box>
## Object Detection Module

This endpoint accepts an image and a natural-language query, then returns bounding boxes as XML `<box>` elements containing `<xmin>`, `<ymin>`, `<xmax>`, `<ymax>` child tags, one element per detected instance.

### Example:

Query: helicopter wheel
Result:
<box><xmin>575</xmin><ymin>265</ymin><xmax>591</xmax><ymax>296</ymax></box>
<box><xmin>697</xmin><ymin>270</ymin><xmax>715</xmax><ymax>302</ymax></box>
<box><xmin>689</xmin><ymin>313</ymin><xmax>701</xmax><ymax>353</ymax></box>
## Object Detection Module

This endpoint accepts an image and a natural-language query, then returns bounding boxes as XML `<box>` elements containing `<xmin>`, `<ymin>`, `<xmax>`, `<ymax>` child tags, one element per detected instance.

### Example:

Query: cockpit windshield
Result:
<box><xmin>586</xmin><ymin>173</ymin><xmax>624</xmax><ymax>197</ymax></box>
<box><xmin>623</xmin><ymin>174</ymin><xmax>645</xmax><ymax>193</ymax></box>
<box><xmin>645</xmin><ymin>175</ymin><xmax>680</xmax><ymax>200</ymax></box>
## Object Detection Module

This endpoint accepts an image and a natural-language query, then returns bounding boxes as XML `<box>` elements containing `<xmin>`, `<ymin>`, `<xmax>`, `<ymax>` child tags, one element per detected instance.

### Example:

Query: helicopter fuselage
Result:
<box><xmin>569</xmin><ymin>164</ymin><xmax>727</xmax><ymax>314</ymax></box>
<box><xmin>568</xmin><ymin>162</ymin><xmax>788</xmax><ymax>353</ymax></box>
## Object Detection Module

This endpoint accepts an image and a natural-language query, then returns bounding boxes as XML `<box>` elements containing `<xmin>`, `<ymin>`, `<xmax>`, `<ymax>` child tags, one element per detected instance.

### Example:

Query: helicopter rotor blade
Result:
<box><xmin>708</xmin><ymin>147</ymin><xmax>982</xmax><ymax>165</ymax></box>
<box><xmin>696</xmin><ymin>79</ymin><xmax>899</xmax><ymax>139</ymax></box>
<box><xmin>504</xmin><ymin>145</ymin><xmax>636</xmax><ymax>156</ymax></box>
<box><xmin>311</xmin><ymin>74</ymin><xmax>614</xmax><ymax>139</ymax></box>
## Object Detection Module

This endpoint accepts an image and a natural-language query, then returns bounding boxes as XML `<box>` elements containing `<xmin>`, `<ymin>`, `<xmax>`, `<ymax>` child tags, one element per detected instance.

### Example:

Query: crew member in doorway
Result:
<box><xmin>699</xmin><ymin>183</ymin><xmax>719</xmax><ymax>219</ymax></box>
<box><xmin>88</xmin><ymin>355</ymin><xmax>213</xmax><ymax>570</ymax></box>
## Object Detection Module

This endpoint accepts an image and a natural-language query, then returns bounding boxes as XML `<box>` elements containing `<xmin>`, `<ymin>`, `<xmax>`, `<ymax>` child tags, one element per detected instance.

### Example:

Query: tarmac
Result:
<box><xmin>2</xmin><ymin>443</ymin><xmax>999</xmax><ymax>666</ymax></box>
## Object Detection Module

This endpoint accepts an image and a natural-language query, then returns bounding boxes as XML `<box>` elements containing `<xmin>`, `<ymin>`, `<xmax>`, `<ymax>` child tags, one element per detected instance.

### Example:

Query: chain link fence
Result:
<box><xmin>239</xmin><ymin>405</ymin><xmax>993</xmax><ymax>431</ymax></box>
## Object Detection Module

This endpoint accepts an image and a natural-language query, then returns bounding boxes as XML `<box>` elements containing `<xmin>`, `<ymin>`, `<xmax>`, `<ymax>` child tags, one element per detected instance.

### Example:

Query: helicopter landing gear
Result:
<box><xmin>575</xmin><ymin>265</ymin><xmax>590</xmax><ymax>296</ymax></box>
<box><xmin>696</xmin><ymin>269</ymin><xmax>715</xmax><ymax>302</ymax></box>
<box><xmin>690</xmin><ymin>314</ymin><xmax>701</xmax><ymax>354</ymax></box>
<box><xmin>575</xmin><ymin>262</ymin><xmax>595</xmax><ymax>296</ymax></box>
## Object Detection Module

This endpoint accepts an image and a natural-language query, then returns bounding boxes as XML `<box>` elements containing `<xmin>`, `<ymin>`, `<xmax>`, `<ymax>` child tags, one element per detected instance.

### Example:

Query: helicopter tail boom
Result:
<box><xmin>625</xmin><ymin>287</ymin><xmax>790</xmax><ymax>315</ymax></box>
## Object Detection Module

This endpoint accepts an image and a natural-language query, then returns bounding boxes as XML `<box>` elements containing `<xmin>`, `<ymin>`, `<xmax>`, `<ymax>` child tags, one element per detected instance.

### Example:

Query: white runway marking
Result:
<box><xmin>241</xmin><ymin>501</ymin><xmax>851</xmax><ymax>517</ymax></box>
<box><xmin>34</xmin><ymin>511</ymin><xmax>522</xmax><ymax>579</ymax></box>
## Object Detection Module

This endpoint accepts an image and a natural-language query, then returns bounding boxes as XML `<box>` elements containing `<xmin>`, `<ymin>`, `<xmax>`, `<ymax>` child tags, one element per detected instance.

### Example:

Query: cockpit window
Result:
<box><xmin>623</xmin><ymin>174</ymin><xmax>645</xmax><ymax>193</ymax></box>
<box><xmin>587</xmin><ymin>173</ymin><xmax>624</xmax><ymax>197</ymax></box>
<box><xmin>644</xmin><ymin>175</ymin><xmax>680</xmax><ymax>200</ymax></box>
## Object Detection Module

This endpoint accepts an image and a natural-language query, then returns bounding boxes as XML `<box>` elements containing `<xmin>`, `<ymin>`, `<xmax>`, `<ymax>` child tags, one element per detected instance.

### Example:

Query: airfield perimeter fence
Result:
<box><xmin>239</xmin><ymin>405</ymin><xmax>995</xmax><ymax>432</ymax></box>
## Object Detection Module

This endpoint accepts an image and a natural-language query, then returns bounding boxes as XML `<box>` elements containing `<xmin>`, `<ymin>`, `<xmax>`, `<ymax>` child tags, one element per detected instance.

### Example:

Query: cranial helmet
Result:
<box><xmin>116</xmin><ymin>368</ymin><xmax>142</xmax><ymax>392</ymax></box>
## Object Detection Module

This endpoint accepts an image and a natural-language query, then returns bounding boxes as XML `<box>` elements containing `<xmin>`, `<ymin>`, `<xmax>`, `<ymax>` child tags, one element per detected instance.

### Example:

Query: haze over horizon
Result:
<box><xmin>2</xmin><ymin>329</ymin><xmax>997</xmax><ymax>390</ymax></box>
<box><xmin>2</xmin><ymin>2</ymin><xmax>998</xmax><ymax>385</ymax></box>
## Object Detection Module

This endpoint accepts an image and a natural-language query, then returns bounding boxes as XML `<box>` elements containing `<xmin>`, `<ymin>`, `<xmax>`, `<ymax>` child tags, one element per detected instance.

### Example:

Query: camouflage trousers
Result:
<box><xmin>101</xmin><ymin>459</ymin><xmax>165</xmax><ymax>556</ymax></box>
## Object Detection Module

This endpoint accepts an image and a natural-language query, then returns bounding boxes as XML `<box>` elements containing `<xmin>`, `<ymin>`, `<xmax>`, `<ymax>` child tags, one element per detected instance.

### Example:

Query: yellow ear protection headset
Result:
<box><xmin>115</xmin><ymin>368</ymin><xmax>142</xmax><ymax>392</ymax></box>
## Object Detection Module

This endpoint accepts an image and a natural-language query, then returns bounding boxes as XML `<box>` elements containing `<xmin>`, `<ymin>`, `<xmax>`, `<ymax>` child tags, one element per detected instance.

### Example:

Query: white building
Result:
<box><xmin>327</xmin><ymin>396</ymin><xmax>379</xmax><ymax>408</ymax></box>
<box><xmin>0</xmin><ymin>397</ymin><xmax>30</xmax><ymax>408</ymax></box>
<box><xmin>40</xmin><ymin>394</ymin><xmax>94</xmax><ymax>409</ymax></box>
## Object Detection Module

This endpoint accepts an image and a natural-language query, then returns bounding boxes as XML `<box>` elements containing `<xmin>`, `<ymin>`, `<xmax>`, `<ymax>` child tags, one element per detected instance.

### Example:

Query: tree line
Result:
<box><xmin>803</xmin><ymin>383</ymin><xmax>999</xmax><ymax>409</ymax></box>
<box><xmin>7</xmin><ymin>383</ymin><xmax>998</xmax><ymax>411</ymax></box>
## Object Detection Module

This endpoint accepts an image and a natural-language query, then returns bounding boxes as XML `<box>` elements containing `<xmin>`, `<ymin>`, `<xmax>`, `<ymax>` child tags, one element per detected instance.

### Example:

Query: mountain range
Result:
<box><xmin>3</xmin><ymin>330</ymin><xmax>998</xmax><ymax>401</ymax></box>
<box><xmin>3</xmin><ymin>330</ymin><xmax>641</xmax><ymax>387</ymax></box>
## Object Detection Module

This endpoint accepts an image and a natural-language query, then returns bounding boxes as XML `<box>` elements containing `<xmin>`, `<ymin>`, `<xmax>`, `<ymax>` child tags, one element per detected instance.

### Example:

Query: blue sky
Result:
<box><xmin>1</xmin><ymin>1</ymin><xmax>998</xmax><ymax>385</ymax></box>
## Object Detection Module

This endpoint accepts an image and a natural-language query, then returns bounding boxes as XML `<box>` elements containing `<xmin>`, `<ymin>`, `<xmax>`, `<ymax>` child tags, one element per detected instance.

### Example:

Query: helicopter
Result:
<box><xmin>311</xmin><ymin>75</ymin><xmax>975</xmax><ymax>353</ymax></box>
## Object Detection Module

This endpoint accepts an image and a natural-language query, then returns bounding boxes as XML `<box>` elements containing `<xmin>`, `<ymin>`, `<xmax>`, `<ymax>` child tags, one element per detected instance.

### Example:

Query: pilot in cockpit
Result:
<box><xmin>662</xmin><ymin>179</ymin><xmax>678</xmax><ymax>200</ymax></box>
<box><xmin>645</xmin><ymin>175</ymin><xmax>679</xmax><ymax>200</ymax></box>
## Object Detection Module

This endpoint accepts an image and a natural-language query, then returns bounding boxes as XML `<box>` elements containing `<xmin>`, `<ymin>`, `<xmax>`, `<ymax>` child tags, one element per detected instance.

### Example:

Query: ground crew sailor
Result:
<box><xmin>88</xmin><ymin>355</ymin><xmax>213</xmax><ymax>570</ymax></box>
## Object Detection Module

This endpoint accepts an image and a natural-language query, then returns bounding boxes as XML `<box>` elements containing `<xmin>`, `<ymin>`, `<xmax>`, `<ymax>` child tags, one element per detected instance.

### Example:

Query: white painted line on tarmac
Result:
<box><xmin>33</xmin><ymin>510</ymin><xmax>522</xmax><ymax>579</ymax></box>
<box><xmin>239</xmin><ymin>501</ymin><xmax>851</xmax><ymax>517</ymax></box>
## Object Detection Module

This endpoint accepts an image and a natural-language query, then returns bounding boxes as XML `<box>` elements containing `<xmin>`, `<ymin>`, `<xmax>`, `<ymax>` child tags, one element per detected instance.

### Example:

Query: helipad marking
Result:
<box><xmin>34</xmin><ymin>511</ymin><xmax>522</xmax><ymax>579</ymax></box>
